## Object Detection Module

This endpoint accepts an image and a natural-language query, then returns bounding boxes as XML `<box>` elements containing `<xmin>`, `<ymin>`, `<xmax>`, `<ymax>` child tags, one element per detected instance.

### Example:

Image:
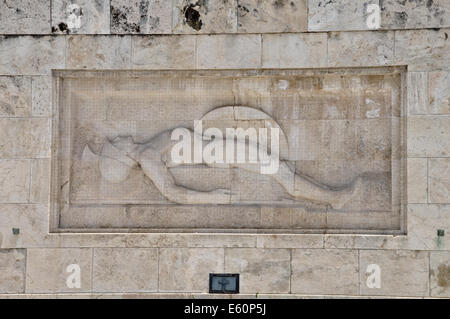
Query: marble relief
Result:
<box><xmin>51</xmin><ymin>68</ymin><xmax>406</xmax><ymax>233</ymax></box>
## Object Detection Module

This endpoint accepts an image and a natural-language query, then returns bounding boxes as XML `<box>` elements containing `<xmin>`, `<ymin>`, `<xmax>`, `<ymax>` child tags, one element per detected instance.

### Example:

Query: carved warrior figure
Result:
<box><xmin>85</xmin><ymin>106</ymin><xmax>362</xmax><ymax>209</ymax></box>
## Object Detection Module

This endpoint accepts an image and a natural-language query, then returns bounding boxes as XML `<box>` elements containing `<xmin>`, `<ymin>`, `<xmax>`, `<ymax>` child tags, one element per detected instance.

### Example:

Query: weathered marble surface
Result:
<box><xmin>196</xmin><ymin>34</ymin><xmax>261</xmax><ymax>68</ymax></box>
<box><xmin>0</xmin><ymin>76</ymin><xmax>31</xmax><ymax>117</ymax></box>
<box><xmin>408</xmin><ymin>116</ymin><xmax>450</xmax><ymax>157</ymax></box>
<box><xmin>0</xmin><ymin>119</ymin><xmax>50</xmax><ymax>158</ymax></box>
<box><xmin>430</xmin><ymin>251</ymin><xmax>450</xmax><ymax>297</ymax></box>
<box><xmin>111</xmin><ymin>0</ymin><xmax>171</xmax><ymax>34</ymax></box>
<box><xmin>0</xmin><ymin>160</ymin><xmax>30</xmax><ymax>203</ymax></box>
<box><xmin>429</xmin><ymin>158</ymin><xmax>450</xmax><ymax>203</ymax></box>
<box><xmin>308</xmin><ymin>0</ymin><xmax>377</xmax><ymax>31</ymax></box>
<box><xmin>66</xmin><ymin>35</ymin><xmax>131</xmax><ymax>69</ymax></box>
<box><xmin>93</xmin><ymin>248</ymin><xmax>158</xmax><ymax>292</ymax></box>
<box><xmin>0</xmin><ymin>249</ymin><xmax>25</xmax><ymax>293</ymax></box>
<box><xmin>395</xmin><ymin>29</ymin><xmax>450</xmax><ymax>71</ymax></box>
<box><xmin>360</xmin><ymin>250</ymin><xmax>429</xmax><ymax>296</ymax></box>
<box><xmin>407</xmin><ymin>158</ymin><xmax>428</xmax><ymax>203</ymax></box>
<box><xmin>30</xmin><ymin>159</ymin><xmax>50</xmax><ymax>204</ymax></box>
<box><xmin>407</xmin><ymin>72</ymin><xmax>428</xmax><ymax>115</ymax></box>
<box><xmin>291</xmin><ymin>249</ymin><xmax>359</xmax><ymax>295</ymax></box>
<box><xmin>262</xmin><ymin>33</ymin><xmax>327</xmax><ymax>68</ymax></box>
<box><xmin>131</xmin><ymin>35</ymin><xmax>196</xmax><ymax>69</ymax></box>
<box><xmin>0</xmin><ymin>0</ymin><xmax>50</xmax><ymax>34</ymax></box>
<box><xmin>0</xmin><ymin>36</ymin><xmax>65</xmax><ymax>75</ymax></box>
<box><xmin>238</xmin><ymin>0</ymin><xmax>307</xmax><ymax>33</ymax></box>
<box><xmin>225</xmin><ymin>248</ymin><xmax>290</xmax><ymax>293</ymax></box>
<box><xmin>159</xmin><ymin>248</ymin><xmax>224</xmax><ymax>292</ymax></box>
<box><xmin>381</xmin><ymin>0</ymin><xmax>450</xmax><ymax>29</ymax></box>
<box><xmin>328</xmin><ymin>31</ymin><xmax>394</xmax><ymax>66</ymax></box>
<box><xmin>31</xmin><ymin>76</ymin><xmax>52</xmax><ymax>117</ymax></box>
<box><xmin>26</xmin><ymin>248</ymin><xmax>93</xmax><ymax>293</ymax></box>
<box><xmin>52</xmin><ymin>0</ymin><xmax>110</xmax><ymax>34</ymax></box>
<box><xmin>173</xmin><ymin>0</ymin><xmax>237</xmax><ymax>33</ymax></box>
<box><xmin>428</xmin><ymin>71</ymin><xmax>450</xmax><ymax>114</ymax></box>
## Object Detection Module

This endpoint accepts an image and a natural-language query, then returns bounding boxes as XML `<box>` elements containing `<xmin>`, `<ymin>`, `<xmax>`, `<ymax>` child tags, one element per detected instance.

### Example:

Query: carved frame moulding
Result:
<box><xmin>50</xmin><ymin>67</ymin><xmax>407</xmax><ymax>234</ymax></box>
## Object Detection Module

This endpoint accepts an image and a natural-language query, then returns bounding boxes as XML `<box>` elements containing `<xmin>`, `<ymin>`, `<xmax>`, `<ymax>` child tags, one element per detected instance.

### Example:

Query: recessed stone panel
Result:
<box><xmin>51</xmin><ymin>68</ymin><xmax>406</xmax><ymax>233</ymax></box>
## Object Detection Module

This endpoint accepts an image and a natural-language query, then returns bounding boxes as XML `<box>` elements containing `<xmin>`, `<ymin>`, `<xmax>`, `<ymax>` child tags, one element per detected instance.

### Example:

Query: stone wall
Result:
<box><xmin>0</xmin><ymin>0</ymin><xmax>449</xmax><ymax>298</ymax></box>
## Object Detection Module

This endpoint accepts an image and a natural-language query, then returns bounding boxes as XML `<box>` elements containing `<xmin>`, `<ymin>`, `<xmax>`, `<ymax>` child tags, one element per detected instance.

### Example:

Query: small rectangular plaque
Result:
<box><xmin>209</xmin><ymin>274</ymin><xmax>239</xmax><ymax>294</ymax></box>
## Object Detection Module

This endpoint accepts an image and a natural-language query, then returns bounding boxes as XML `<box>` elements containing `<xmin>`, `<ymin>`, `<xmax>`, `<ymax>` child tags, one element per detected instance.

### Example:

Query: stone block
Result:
<box><xmin>93</xmin><ymin>248</ymin><xmax>158</xmax><ymax>292</ymax></box>
<box><xmin>52</xmin><ymin>0</ymin><xmax>110</xmax><ymax>34</ymax></box>
<box><xmin>26</xmin><ymin>248</ymin><xmax>93</xmax><ymax>293</ymax></box>
<box><xmin>0</xmin><ymin>36</ymin><xmax>64</xmax><ymax>75</ymax></box>
<box><xmin>173</xmin><ymin>0</ymin><xmax>237</xmax><ymax>33</ymax></box>
<box><xmin>429</xmin><ymin>158</ymin><xmax>450</xmax><ymax>204</ymax></box>
<box><xmin>408</xmin><ymin>116</ymin><xmax>450</xmax><ymax>157</ymax></box>
<box><xmin>0</xmin><ymin>0</ymin><xmax>50</xmax><ymax>34</ymax></box>
<box><xmin>428</xmin><ymin>71</ymin><xmax>450</xmax><ymax>114</ymax></box>
<box><xmin>238</xmin><ymin>0</ymin><xmax>307</xmax><ymax>33</ymax></box>
<box><xmin>328</xmin><ymin>31</ymin><xmax>394</xmax><ymax>67</ymax></box>
<box><xmin>430</xmin><ymin>251</ymin><xmax>450</xmax><ymax>297</ymax></box>
<box><xmin>159</xmin><ymin>248</ymin><xmax>224</xmax><ymax>292</ymax></box>
<box><xmin>407</xmin><ymin>158</ymin><xmax>428</xmax><ymax>203</ymax></box>
<box><xmin>31</xmin><ymin>76</ymin><xmax>52</xmax><ymax>117</ymax></box>
<box><xmin>131</xmin><ymin>35</ymin><xmax>196</xmax><ymax>69</ymax></box>
<box><xmin>0</xmin><ymin>76</ymin><xmax>31</xmax><ymax>117</ymax></box>
<box><xmin>291</xmin><ymin>249</ymin><xmax>359</xmax><ymax>295</ymax></box>
<box><xmin>66</xmin><ymin>35</ymin><xmax>131</xmax><ymax>69</ymax></box>
<box><xmin>360</xmin><ymin>250</ymin><xmax>429</xmax><ymax>296</ymax></box>
<box><xmin>111</xmin><ymin>0</ymin><xmax>171</xmax><ymax>34</ymax></box>
<box><xmin>0</xmin><ymin>249</ymin><xmax>26</xmax><ymax>293</ymax></box>
<box><xmin>262</xmin><ymin>33</ymin><xmax>327</xmax><ymax>68</ymax></box>
<box><xmin>0</xmin><ymin>160</ymin><xmax>30</xmax><ymax>204</ymax></box>
<box><xmin>225</xmin><ymin>248</ymin><xmax>290</xmax><ymax>293</ymax></box>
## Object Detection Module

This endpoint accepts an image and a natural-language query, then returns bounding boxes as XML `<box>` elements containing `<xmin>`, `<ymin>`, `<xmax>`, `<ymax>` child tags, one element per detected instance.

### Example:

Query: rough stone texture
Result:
<box><xmin>0</xmin><ymin>249</ymin><xmax>26</xmax><ymax>293</ymax></box>
<box><xmin>159</xmin><ymin>248</ymin><xmax>224</xmax><ymax>292</ymax></box>
<box><xmin>131</xmin><ymin>35</ymin><xmax>196</xmax><ymax>69</ymax></box>
<box><xmin>31</xmin><ymin>76</ymin><xmax>52</xmax><ymax>117</ymax></box>
<box><xmin>0</xmin><ymin>0</ymin><xmax>50</xmax><ymax>34</ymax></box>
<box><xmin>381</xmin><ymin>0</ymin><xmax>450</xmax><ymax>29</ymax></box>
<box><xmin>0</xmin><ymin>76</ymin><xmax>31</xmax><ymax>117</ymax></box>
<box><xmin>111</xmin><ymin>0</ymin><xmax>171</xmax><ymax>34</ymax></box>
<box><xmin>430</xmin><ymin>251</ymin><xmax>450</xmax><ymax>297</ymax></box>
<box><xmin>196</xmin><ymin>34</ymin><xmax>261</xmax><ymax>68</ymax></box>
<box><xmin>360</xmin><ymin>250</ymin><xmax>429</xmax><ymax>296</ymax></box>
<box><xmin>429</xmin><ymin>158</ymin><xmax>450</xmax><ymax>204</ymax></box>
<box><xmin>93</xmin><ymin>248</ymin><xmax>158</xmax><ymax>292</ymax></box>
<box><xmin>428</xmin><ymin>71</ymin><xmax>450</xmax><ymax>114</ymax></box>
<box><xmin>291</xmin><ymin>249</ymin><xmax>359</xmax><ymax>295</ymax></box>
<box><xmin>308</xmin><ymin>0</ymin><xmax>378</xmax><ymax>31</ymax></box>
<box><xmin>0</xmin><ymin>205</ymin><xmax>48</xmax><ymax>249</ymax></box>
<box><xmin>408</xmin><ymin>116</ymin><xmax>450</xmax><ymax>157</ymax></box>
<box><xmin>395</xmin><ymin>29</ymin><xmax>450</xmax><ymax>71</ymax></box>
<box><xmin>238</xmin><ymin>0</ymin><xmax>307</xmax><ymax>33</ymax></box>
<box><xmin>0</xmin><ymin>160</ymin><xmax>30</xmax><ymax>203</ymax></box>
<box><xmin>225</xmin><ymin>248</ymin><xmax>290</xmax><ymax>293</ymax></box>
<box><xmin>173</xmin><ymin>0</ymin><xmax>237</xmax><ymax>34</ymax></box>
<box><xmin>407</xmin><ymin>158</ymin><xmax>428</xmax><ymax>203</ymax></box>
<box><xmin>0</xmin><ymin>36</ymin><xmax>65</xmax><ymax>75</ymax></box>
<box><xmin>26</xmin><ymin>248</ymin><xmax>93</xmax><ymax>293</ymax></box>
<box><xmin>262</xmin><ymin>33</ymin><xmax>327</xmax><ymax>68</ymax></box>
<box><xmin>328</xmin><ymin>31</ymin><xmax>394</xmax><ymax>66</ymax></box>
<box><xmin>407</xmin><ymin>72</ymin><xmax>428</xmax><ymax>115</ymax></box>
<box><xmin>66</xmin><ymin>35</ymin><xmax>131</xmax><ymax>69</ymax></box>
<box><xmin>0</xmin><ymin>119</ymin><xmax>50</xmax><ymax>158</ymax></box>
<box><xmin>30</xmin><ymin>159</ymin><xmax>50</xmax><ymax>204</ymax></box>
<box><xmin>52</xmin><ymin>0</ymin><xmax>110</xmax><ymax>34</ymax></box>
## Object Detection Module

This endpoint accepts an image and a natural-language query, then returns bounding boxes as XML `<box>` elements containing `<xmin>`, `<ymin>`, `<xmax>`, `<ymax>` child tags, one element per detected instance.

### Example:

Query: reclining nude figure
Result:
<box><xmin>92</xmin><ymin>108</ymin><xmax>362</xmax><ymax>209</ymax></box>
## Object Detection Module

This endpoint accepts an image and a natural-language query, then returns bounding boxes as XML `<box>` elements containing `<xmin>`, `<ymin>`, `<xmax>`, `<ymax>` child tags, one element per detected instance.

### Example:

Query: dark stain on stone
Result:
<box><xmin>395</xmin><ymin>12</ymin><xmax>408</xmax><ymax>25</ymax></box>
<box><xmin>445</xmin><ymin>32</ymin><xmax>448</xmax><ymax>40</ymax></box>
<box><xmin>437</xmin><ymin>264</ymin><xmax>450</xmax><ymax>287</ymax></box>
<box><xmin>57</xmin><ymin>22</ymin><xmax>69</xmax><ymax>34</ymax></box>
<box><xmin>426</xmin><ymin>0</ymin><xmax>434</xmax><ymax>9</ymax></box>
<box><xmin>273</xmin><ymin>0</ymin><xmax>286</xmax><ymax>9</ymax></box>
<box><xmin>183</xmin><ymin>4</ymin><xmax>203</xmax><ymax>31</ymax></box>
<box><xmin>111</xmin><ymin>6</ymin><xmax>141</xmax><ymax>33</ymax></box>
